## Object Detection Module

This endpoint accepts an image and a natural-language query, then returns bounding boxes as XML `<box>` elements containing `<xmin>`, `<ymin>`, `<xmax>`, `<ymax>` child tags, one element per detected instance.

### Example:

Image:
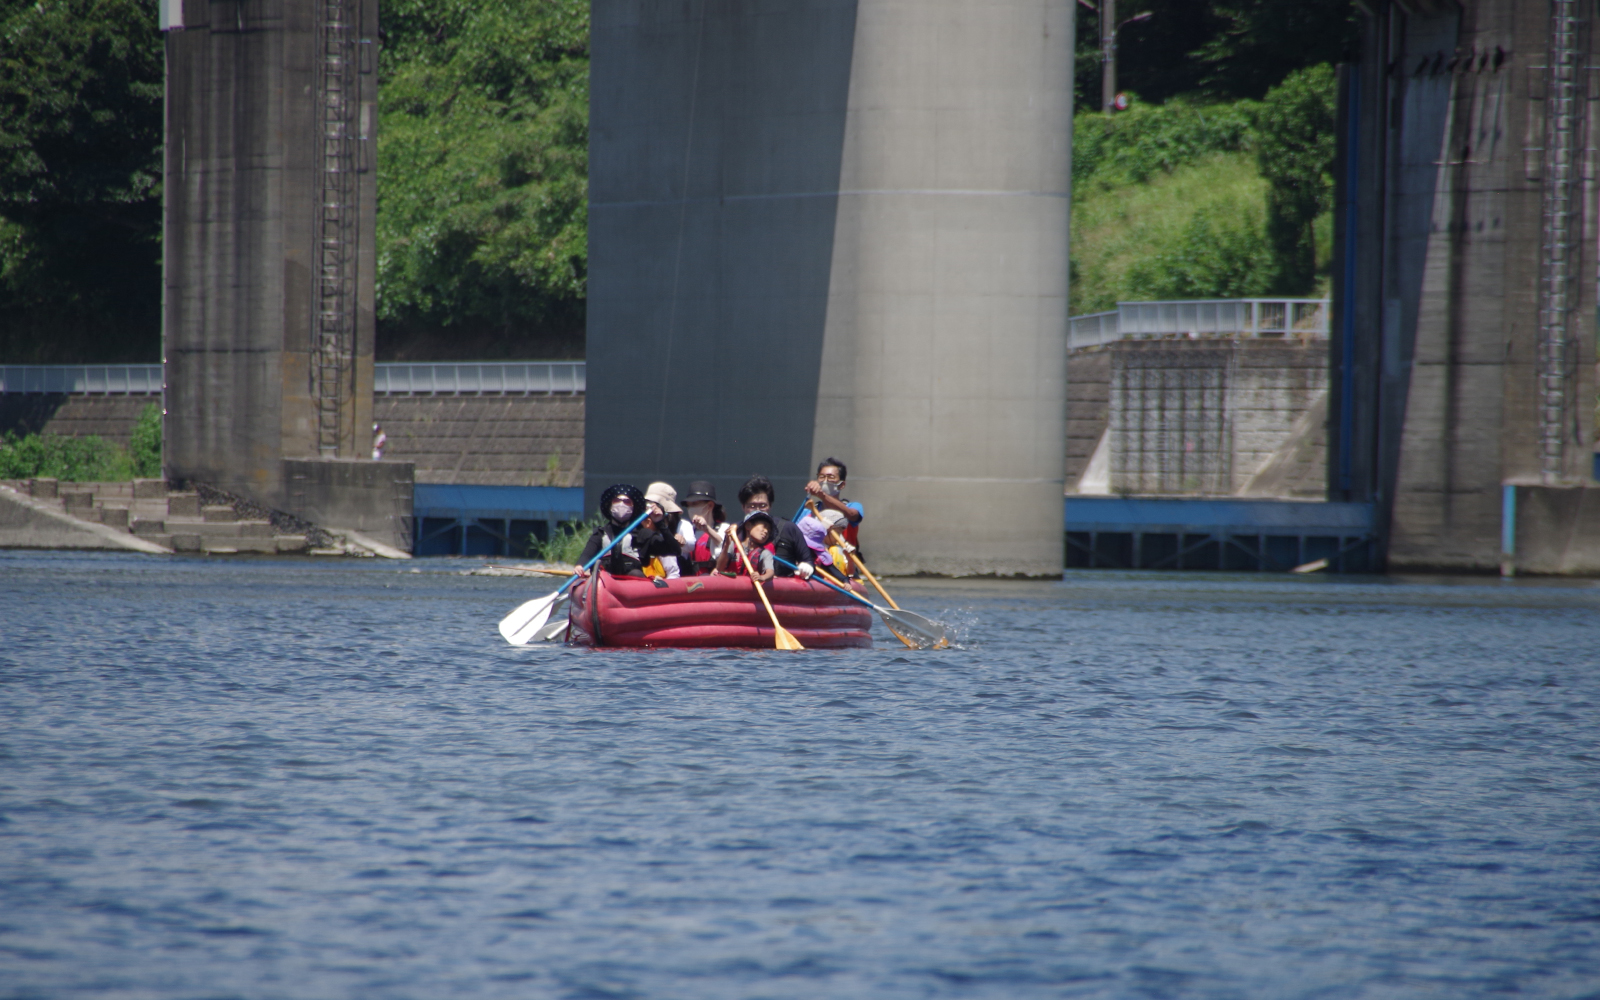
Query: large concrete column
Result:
<box><xmin>1334</xmin><ymin>0</ymin><xmax>1600</xmax><ymax>573</ymax></box>
<box><xmin>163</xmin><ymin>0</ymin><xmax>383</xmax><ymax>503</ymax></box>
<box><xmin>809</xmin><ymin>0</ymin><xmax>1073</xmax><ymax>576</ymax></box>
<box><xmin>589</xmin><ymin>1</ymin><xmax>1073</xmax><ymax>575</ymax></box>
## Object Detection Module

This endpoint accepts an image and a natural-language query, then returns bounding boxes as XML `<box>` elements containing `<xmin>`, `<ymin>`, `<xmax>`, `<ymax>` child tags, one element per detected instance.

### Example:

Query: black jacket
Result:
<box><xmin>772</xmin><ymin>520</ymin><xmax>812</xmax><ymax>576</ymax></box>
<box><xmin>578</xmin><ymin>520</ymin><xmax>659</xmax><ymax>577</ymax></box>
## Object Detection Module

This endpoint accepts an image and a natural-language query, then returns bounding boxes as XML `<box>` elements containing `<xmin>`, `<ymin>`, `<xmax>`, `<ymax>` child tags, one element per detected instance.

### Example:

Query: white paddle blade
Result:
<box><xmin>497</xmin><ymin>592</ymin><xmax>560</xmax><ymax>645</ymax></box>
<box><xmin>881</xmin><ymin>609</ymin><xmax>950</xmax><ymax>649</ymax></box>
<box><xmin>532</xmin><ymin>600</ymin><xmax>571</xmax><ymax>642</ymax></box>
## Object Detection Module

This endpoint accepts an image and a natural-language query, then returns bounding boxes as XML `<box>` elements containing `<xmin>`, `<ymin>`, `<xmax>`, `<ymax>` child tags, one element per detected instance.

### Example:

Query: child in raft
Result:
<box><xmin>715</xmin><ymin>510</ymin><xmax>776</xmax><ymax>582</ymax></box>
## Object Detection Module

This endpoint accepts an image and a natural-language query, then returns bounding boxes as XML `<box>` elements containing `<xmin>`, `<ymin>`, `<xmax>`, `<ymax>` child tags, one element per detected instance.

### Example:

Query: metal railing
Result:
<box><xmin>0</xmin><ymin>362</ymin><xmax>587</xmax><ymax>395</ymax></box>
<box><xmin>373</xmin><ymin>361</ymin><xmax>586</xmax><ymax>395</ymax></box>
<box><xmin>1069</xmin><ymin>299</ymin><xmax>1330</xmax><ymax>351</ymax></box>
<box><xmin>0</xmin><ymin>365</ymin><xmax>164</xmax><ymax>394</ymax></box>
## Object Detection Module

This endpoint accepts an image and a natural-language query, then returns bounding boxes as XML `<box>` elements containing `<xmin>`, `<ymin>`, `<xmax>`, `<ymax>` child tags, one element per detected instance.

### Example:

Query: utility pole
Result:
<box><xmin>1101</xmin><ymin>0</ymin><xmax>1116</xmax><ymax>114</ymax></box>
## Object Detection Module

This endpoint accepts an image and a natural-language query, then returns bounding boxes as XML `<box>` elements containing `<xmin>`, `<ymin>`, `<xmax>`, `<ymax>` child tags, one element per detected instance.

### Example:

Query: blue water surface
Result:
<box><xmin>2</xmin><ymin>551</ymin><xmax>1598</xmax><ymax>999</ymax></box>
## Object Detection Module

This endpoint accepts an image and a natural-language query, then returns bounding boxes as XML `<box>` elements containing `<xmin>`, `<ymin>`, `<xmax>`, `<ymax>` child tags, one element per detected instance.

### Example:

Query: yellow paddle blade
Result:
<box><xmin>774</xmin><ymin>626</ymin><xmax>805</xmax><ymax>651</ymax></box>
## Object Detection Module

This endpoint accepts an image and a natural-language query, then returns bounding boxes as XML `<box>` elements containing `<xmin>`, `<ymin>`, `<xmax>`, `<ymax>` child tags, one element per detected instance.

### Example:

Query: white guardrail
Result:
<box><xmin>1068</xmin><ymin>299</ymin><xmax>1330</xmax><ymax>352</ymax></box>
<box><xmin>373</xmin><ymin>361</ymin><xmax>585</xmax><ymax>395</ymax></box>
<box><xmin>0</xmin><ymin>365</ymin><xmax>164</xmax><ymax>394</ymax></box>
<box><xmin>0</xmin><ymin>362</ymin><xmax>588</xmax><ymax>395</ymax></box>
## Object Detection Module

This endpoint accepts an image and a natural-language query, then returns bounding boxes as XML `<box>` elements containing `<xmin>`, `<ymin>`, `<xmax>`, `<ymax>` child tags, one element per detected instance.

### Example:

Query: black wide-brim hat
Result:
<box><xmin>681</xmin><ymin>480</ymin><xmax>718</xmax><ymax>503</ymax></box>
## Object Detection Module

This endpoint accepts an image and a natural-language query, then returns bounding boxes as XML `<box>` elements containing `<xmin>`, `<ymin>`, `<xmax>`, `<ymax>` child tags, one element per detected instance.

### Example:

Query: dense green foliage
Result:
<box><xmin>1072</xmin><ymin>151</ymin><xmax>1271</xmax><ymax>313</ymax></box>
<box><xmin>0</xmin><ymin>429</ymin><xmax>131</xmax><ymax>480</ymax></box>
<box><xmin>0</xmin><ymin>0</ymin><xmax>163</xmax><ymax>363</ymax></box>
<box><xmin>1070</xmin><ymin>62</ymin><xmax>1337</xmax><ymax>309</ymax></box>
<box><xmin>129</xmin><ymin>401</ymin><xmax>160</xmax><ymax>477</ymax></box>
<box><xmin>1073</xmin><ymin>98</ymin><xmax>1255</xmax><ymax>189</ymax></box>
<box><xmin>1073</xmin><ymin>0</ymin><xmax>1358</xmax><ymax>109</ymax></box>
<box><xmin>376</xmin><ymin>0</ymin><xmax>588</xmax><ymax>359</ymax></box>
<box><xmin>1253</xmin><ymin>65</ymin><xmax>1338</xmax><ymax>295</ymax></box>
<box><xmin>0</xmin><ymin>401</ymin><xmax>160</xmax><ymax>480</ymax></box>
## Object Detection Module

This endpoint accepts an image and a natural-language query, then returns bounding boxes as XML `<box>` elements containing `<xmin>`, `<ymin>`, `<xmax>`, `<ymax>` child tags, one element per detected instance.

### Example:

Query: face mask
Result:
<box><xmin>820</xmin><ymin>481</ymin><xmax>841</xmax><ymax>498</ymax></box>
<box><xmin>610</xmin><ymin>502</ymin><xmax>633</xmax><ymax>522</ymax></box>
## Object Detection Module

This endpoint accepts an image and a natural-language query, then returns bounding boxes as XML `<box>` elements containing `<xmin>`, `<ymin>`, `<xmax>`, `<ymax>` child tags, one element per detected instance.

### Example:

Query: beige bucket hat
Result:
<box><xmin>643</xmin><ymin>481</ymin><xmax>682</xmax><ymax>514</ymax></box>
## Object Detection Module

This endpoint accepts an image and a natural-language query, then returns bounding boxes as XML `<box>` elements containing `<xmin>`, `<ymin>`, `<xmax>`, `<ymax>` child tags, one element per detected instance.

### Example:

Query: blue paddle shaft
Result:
<box><xmin>555</xmin><ymin>511</ymin><xmax>650</xmax><ymax>598</ymax></box>
<box><xmin>770</xmin><ymin>554</ymin><xmax>873</xmax><ymax>609</ymax></box>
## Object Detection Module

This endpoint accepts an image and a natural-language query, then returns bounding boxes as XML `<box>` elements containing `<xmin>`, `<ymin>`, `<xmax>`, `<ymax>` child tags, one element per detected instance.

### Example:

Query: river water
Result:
<box><xmin>2</xmin><ymin>551</ymin><xmax>1598</xmax><ymax>999</ymax></box>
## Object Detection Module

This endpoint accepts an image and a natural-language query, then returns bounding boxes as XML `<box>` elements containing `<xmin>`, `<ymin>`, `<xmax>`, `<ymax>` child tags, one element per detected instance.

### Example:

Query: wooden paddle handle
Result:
<box><xmin>805</xmin><ymin>499</ymin><xmax>899</xmax><ymax>610</ymax></box>
<box><xmin>731</xmin><ymin>526</ymin><xmax>786</xmax><ymax>634</ymax></box>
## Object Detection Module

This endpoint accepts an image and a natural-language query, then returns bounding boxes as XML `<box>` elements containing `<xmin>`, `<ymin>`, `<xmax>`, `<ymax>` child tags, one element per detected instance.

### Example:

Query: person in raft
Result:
<box><xmin>715</xmin><ymin>510</ymin><xmax>776</xmax><ymax>582</ymax></box>
<box><xmin>738</xmin><ymin>475</ymin><xmax>814</xmax><ymax>578</ymax></box>
<box><xmin>802</xmin><ymin>457</ymin><xmax>863</xmax><ymax>549</ymax></box>
<box><xmin>680</xmin><ymin>480</ymin><xmax>729</xmax><ymax>575</ymax></box>
<box><xmin>577</xmin><ymin>483</ymin><xmax>658</xmax><ymax>578</ymax></box>
<box><xmin>642</xmin><ymin>482</ymin><xmax>688</xmax><ymax>578</ymax></box>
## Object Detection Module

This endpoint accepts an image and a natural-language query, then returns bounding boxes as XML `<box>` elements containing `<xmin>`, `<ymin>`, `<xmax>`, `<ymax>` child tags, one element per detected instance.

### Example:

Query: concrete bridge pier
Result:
<box><xmin>589</xmin><ymin>0</ymin><xmax>1073</xmax><ymax>575</ymax></box>
<box><xmin>162</xmin><ymin>0</ymin><xmax>413</xmax><ymax>551</ymax></box>
<box><xmin>1334</xmin><ymin>0</ymin><xmax>1600</xmax><ymax>574</ymax></box>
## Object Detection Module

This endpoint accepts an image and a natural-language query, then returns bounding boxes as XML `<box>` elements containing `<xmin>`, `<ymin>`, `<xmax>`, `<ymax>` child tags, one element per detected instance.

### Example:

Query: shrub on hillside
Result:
<box><xmin>129</xmin><ymin>402</ymin><xmax>160</xmax><ymax>477</ymax></box>
<box><xmin>0</xmin><ymin>431</ymin><xmax>134</xmax><ymax>481</ymax></box>
<box><xmin>1125</xmin><ymin>201</ymin><xmax>1274</xmax><ymax>301</ymax></box>
<box><xmin>1073</xmin><ymin>98</ymin><xmax>1256</xmax><ymax>191</ymax></box>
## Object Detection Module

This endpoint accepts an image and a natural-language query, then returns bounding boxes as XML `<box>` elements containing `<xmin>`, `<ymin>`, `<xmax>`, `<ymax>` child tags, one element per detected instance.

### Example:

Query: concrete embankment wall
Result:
<box><xmin>374</xmin><ymin>395</ymin><xmax>584</xmax><ymax>486</ymax></box>
<box><xmin>1066</xmin><ymin>340</ymin><xmax>1328</xmax><ymax>499</ymax></box>
<box><xmin>1</xmin><ymin>393</ymin><xmax>586</xmax><ymax>488</ymax></box>
<box><xmin>0</xmin><ymin>395</ymin><xmax>156</xmax><ymax>448</ymax></box>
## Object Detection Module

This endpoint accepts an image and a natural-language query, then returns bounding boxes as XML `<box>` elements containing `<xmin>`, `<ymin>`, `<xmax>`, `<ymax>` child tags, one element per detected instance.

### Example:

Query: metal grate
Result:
<box><xmin>310</xmin><ymin>0</ymin><xmax>360</xmax><ymax>457</ymax></box>
<box><xmin>1536</xmin><ymin>0</ymin><xmax>1585</xmax><ymax>482</ymax></box>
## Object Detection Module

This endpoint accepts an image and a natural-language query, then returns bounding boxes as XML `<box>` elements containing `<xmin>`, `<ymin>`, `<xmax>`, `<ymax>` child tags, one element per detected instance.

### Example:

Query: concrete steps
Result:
<box><xmin>1</xmin><ymin>479</ymin><xmax>310</xmax><ymax>555</ymax></box>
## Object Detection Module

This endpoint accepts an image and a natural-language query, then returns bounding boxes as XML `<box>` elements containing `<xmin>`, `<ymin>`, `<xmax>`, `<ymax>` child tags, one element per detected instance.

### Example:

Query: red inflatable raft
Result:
<box><xmin>566</xmin><ymin>571</ymin><xmax>874</xmax><ymax>648</ymax></box>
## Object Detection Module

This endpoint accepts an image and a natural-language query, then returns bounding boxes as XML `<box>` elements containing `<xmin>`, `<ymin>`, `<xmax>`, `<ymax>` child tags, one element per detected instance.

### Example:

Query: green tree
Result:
<box><xmin>0</xmin><ymin>0</ymin><xmax>164</xmax><ymax>363</ymax></box>
<box><xmin>1196</xmin><ymin>0</ymin><xmax>1358</xmax><ymax>100</ymax></box>
<box><xmin>377</xmin><ymin>0</ymin><xmax>588</xmax><ymax>360</ymax></box>
<box><xmin>1253</xmin><ymin>64</ymin><xmax>1336</xmax><ymax>295</ymax></box>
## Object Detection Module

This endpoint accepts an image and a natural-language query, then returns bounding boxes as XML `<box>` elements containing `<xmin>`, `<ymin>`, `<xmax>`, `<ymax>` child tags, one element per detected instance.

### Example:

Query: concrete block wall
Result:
<box><xmin>1106</xmin><ymin>340</ymin><xmax>1328</xmax><ymax>496</ymax></box>
<box><xmin>1065</xmin><ymin>350</ymin><xmax>1110</xmax><ymax>490</ymax></box>
<box><xmin>0</xmin><ymin>395</ymin><xmax>158</xmax><ymax>448</ymax></box>
<box><xmin>374</xmin><ymin>395</ymin><xmax>584</xmax><ymax>486</ymax></box>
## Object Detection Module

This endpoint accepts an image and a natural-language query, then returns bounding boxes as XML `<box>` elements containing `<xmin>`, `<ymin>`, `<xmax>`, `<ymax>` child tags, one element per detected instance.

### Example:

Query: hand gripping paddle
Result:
<box><xmin>497</xmin><ymin>511</ymin><xmax>649</xmax><ymax>645</ymax></box>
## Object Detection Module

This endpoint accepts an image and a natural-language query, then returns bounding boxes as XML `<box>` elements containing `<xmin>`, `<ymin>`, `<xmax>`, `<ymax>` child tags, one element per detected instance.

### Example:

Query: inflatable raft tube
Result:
<box><xmin>567</xmin><ymin>571</ymin><xmax>874</xmax><ymax>648</ymax></box>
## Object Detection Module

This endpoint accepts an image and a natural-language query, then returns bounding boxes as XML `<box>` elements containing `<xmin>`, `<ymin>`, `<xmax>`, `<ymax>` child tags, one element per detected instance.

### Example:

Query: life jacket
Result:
<box><xmin>729</xmin><ymin>540</ymin><xmax>775</xmax><ymax>576</ymax></box>
<box><xmin>690</xmin><ymin>523</ymin><xmax>728</xmax><ymax>571</ymax></box>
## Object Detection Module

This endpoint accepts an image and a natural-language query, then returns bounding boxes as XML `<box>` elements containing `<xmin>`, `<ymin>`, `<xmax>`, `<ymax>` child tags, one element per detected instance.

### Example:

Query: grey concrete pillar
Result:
<box><xmin>812</xmin><ymin>0</ymin><xmax>1073</xmax><ymax>575</ymax></box>
<box><xmin>589</xmin><ymin>0</ymin><xmax>1072</xmax><ymax>575</ymax></box>
<box><xmin>163</xmin><ymin>0</ymin><xmax>378</xmax><ymax>506</ymax></box>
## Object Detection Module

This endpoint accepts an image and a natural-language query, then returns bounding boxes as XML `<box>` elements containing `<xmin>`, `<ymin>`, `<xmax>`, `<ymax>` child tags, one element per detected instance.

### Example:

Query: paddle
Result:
<box><xmin>772</xmin><ymin>555</ymin><xmax>949</xmax><ymax>649</ymax></box>
<box><xmin>804</xmin><ymin>500</ymin><xmax>902</xmax><ymax>609</ymax></box>
<box><xmin>727</xmin><ymin>524</ymin><xmax>804</xmax><ymax>650</ymax></box>
<box><xmin>802</xmin><ymin>500</ymin><xmax>950</xmax><ymax>648</ymax></box>
<box><xmin>497</xmin><ymin>511</ymin><xmax>649</xmax><ymax>646</ymax></box>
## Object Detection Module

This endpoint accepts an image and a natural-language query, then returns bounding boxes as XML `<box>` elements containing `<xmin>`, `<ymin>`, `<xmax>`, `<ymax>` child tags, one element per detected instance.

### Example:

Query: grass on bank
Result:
<box><xmin>0</xmin><ymin>402</ymin><xmax>161</xmax><ymax>481</ymax></box>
